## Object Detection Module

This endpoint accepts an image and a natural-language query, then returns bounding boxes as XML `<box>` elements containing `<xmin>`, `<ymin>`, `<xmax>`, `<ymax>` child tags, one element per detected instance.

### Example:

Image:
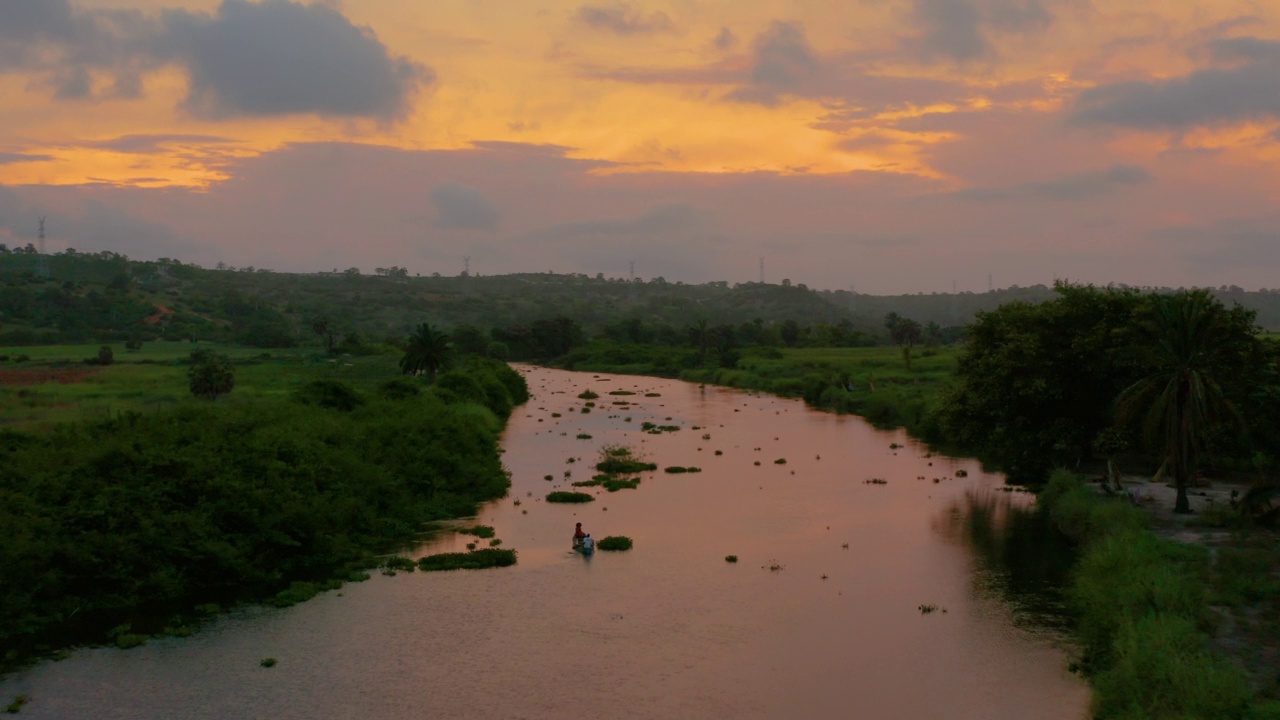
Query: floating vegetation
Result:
<box><xmin>382</xmin><ymin>556</ymin><xmax>417</xmax><ymax>572</ymax></box>
<box><xmin>664</xmin><ymin>466</ymin><xmax>689</xmax><ymax>474</ymax></box>
<box><xmin>754</xmin><ymin>461</ymin><xmax>761</xmax><ymax>466</ymax></box>
<box><xmin>417</xmin><ymin>548</ymin><xmax>517</xmax><ymax>571</ymax></box>
<box><xmin>584</xmin><ymin>402</ymin><xmax>596</xmax><ymax>408</ymax></box>
<box><xmin>547</xmin><ymin>491</ymin><xmax>595</xmax><ymax>503</ymax></box>
<box><xmin>466</xmin><ymin>543</ymin><xmax>477</xmax><ymax>550</ymax></box>
<box><xmin>458</xmin><ymin>525</ymin><xmax>496</xmax><ymax>538</ymax></box>
<box><xmin>608</xmin><ymin>390</ymin><xmax>635</xmax><ymax>396</ymax></box>
<box><xmin>644</xmin><ymin>393</ymin><xmax>661</xmax><ymax>397</ymax></box>
<box><xmin>489</xmin><ymin>538</ymin><xmax>502</xmax><ymax>547</ymax></box>
<box><xmin>725</xmin><ymin>555</ymin><xmax>738</xmax><ymax>563</ymax></box>
<box><xmin>581</xmin><ymin>407</ymin><xmax>591</xmax><ymax>414</ymax></box>
<box><xmin>576</xmin><ymin>433</ymin><xmax>593</xmax><ymax>439</ymax></box>
<box><xmin>918</xmin><ymin>604</ymin><xmax>947</xmax><ymax>614</ymax></box>
<box><xmin>768</xmin><ymin>562</ymin><xmax>784</xmax><ymax>572</ymax></box>
<box><xmin>551</xmin><ymin>413</ymin><xmax>561</xmax><ymax>418</ymax></box>
<box><xmin>864</xmin><ymin>478</ymin><xmax>888</xmax><ymax>485</ymax></box>
<box><xmin>889</xmin><ymin>443</ymin><xmax>902</xmax><ymax>449</ymax></box>
<box><xmin>701</xmin><ymin>433</ymin><xmax>712</xmax><ymax>440</ymax></box>
<box><xmin>714</xmin><ymin>450</ymin><xmax>723</xmax><ymax>456</ymax></box>
<box><xmin>624</xmin><ymin>416</ymin><xmax>632</xmax><ymax>422</ymax></box>
<box><xmin>260</xmin><ymin>658</ymin><xmax>278</xmax><ymax>668</ymax></box>
<box><xmin>566</xmin><ymin>457</ymin><xmax>576</xmax><ymax>464</ymax></box>
<box><xmin>774</xmin><ymin>458</ymin><xmax>787</xmax><ymax>465</ymax></box>
<box><xmin>543</xmin><ymin>474</ymin><xmax>554</xmax><ymax>481</ymax></box>
<box><xmin>955</xmin><ymin>469</ymin><xmax>969</xmax><ymax>477</ymax></box>
<box><xmin>604</xmin><ymin>477</ymin><xmax>640</xmax><ymax>491</ymax></box>
<box><xmin>598</xmin><ymin>536</ymin><xmax>633</xmax><ymax>551</ymax></box>
<box><xmin>596</xmin><ymin>445</ymin><xmax>657</xmax><ymax>474</ymax></box>
<box><xmin>577</xmin><ymin>390</ymin><xmax>599</xmax><ymax>399</ymax></box>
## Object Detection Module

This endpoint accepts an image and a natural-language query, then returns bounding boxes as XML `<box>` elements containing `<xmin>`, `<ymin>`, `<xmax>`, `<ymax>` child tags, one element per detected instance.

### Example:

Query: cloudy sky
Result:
<box><xmin>2</xmin><ymin>0</ymin><xmax>1278</xmax><ymax>292</ymax></box>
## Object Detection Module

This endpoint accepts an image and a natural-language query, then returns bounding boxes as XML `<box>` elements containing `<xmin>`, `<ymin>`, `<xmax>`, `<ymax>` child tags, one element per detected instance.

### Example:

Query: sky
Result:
<box><xmin>1</xmin><ymin>0</ymin><xmax>1278</xmax><ymax>293</ymax></box>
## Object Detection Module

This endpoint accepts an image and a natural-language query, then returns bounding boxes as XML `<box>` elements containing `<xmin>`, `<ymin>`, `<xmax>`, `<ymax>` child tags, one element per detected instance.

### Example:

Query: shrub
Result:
<box><xmin>294</xmin><ymin>380</ymin><xmax>366</xmax><ymax>412</ymax></box>
<box><xmin>725</xmin><ymin>555</ymin><xmax>738</xmax><ymax>563</ymax></box>
<box><xmin>547</xmin><ymin>491</ymin><xmax>594</xmax><ymax>503</ymax></box>
<box><xmin>458</xmin><ymin>525</ymin><xmax>496</xmax><ymax>538</ymax></box>
<box><xmin>417</xmin><ymin>548</ymin><xmax>517</xmax><ymax>571</ymax></box>
<box><xmin>598</xmin><ymin>536</ymin><xmax>633</xmax><ymax>551</ymax></box>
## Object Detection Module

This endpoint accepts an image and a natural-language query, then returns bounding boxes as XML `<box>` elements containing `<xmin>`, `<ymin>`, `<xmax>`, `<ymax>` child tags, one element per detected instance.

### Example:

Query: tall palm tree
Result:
<box><xmin>400</xmin><ymin>322</ymin><xmax>452</xmax><ymax>382</ymax></box>
<box><xmin>1116</xmin><ymin>290</ymin><xmax>1241</xmax><ymax>513</ymax></box>
<box><xmin>688</xmin><ymin>319</ymin><xmax>712</xmax><ymax>367</ymax></box>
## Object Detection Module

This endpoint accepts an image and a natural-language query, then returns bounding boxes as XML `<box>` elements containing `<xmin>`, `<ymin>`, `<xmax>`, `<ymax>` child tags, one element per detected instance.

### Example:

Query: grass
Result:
<box><xmin>598</xmin><ymin>536</ymin><xmax>633</xmax><ymax>551</ymax></box>
<box><xmin>416</xmin><ymin>548</ymin><xmax>517</xmax><ymax>571</ymax></box>
<box><xmin>1040</xmin><ymin>471</ymin><xmax>1254</xmax><ymax>718</ymax></box>
<box><xmin>457</xmin><ymin>525</ymin><xmax>496</xmax><ymax>538</ymax></box>
<box><xmin>546</xmin><ymin>491</ymin><xmax>594</xmax><ymax>503</ymax></box>
<box><xmin>595</xmin><ymin>445</ymin><xmax>658</xmax><ymax>474</ymax></box>
<box><xmin>0</xmin><ymin>341</ymin><xmax>404</xmax><ymax>431</ymax></box>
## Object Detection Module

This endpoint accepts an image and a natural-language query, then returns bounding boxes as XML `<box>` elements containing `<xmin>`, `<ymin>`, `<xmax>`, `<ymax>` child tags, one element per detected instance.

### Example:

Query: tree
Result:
<box><xmin>688</xmin><ymin>319</ymin><xmax>712</xmax><ymax>367</ymax></box>
<box><xmin>400</xmin><ymin>322</ymin><xmax>452</xmax><ymax>381</ymax></box>
<box><xmin>187</xmin><ymin>349</ymin><xmax>235</xmax><ymax>400</ymax></box>
<box><xmin>1117</xmin><ymin>290</ymin><xmax>1251</xmax><ymax>513</ymax></box>
<box><xmin>311</xmin><ymin>318</ymin><xmax>335</xmax><ymax>354</ymax></box>
<box><xmin>886</xmin><ymin>313</ymin><xmax>923</xmax><ymax>369</ymax></box>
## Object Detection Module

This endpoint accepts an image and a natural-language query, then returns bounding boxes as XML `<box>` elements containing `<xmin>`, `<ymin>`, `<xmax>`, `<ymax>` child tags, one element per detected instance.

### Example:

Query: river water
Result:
<box><xmin>0</xmin><ymin>366</ymin><xmax>1088</xmax><ymax>719</ymax></box>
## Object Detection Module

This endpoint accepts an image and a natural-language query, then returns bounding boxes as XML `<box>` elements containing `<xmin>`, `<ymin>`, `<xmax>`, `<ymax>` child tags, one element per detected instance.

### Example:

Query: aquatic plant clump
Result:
<box><xmin>598</xmin><ymin>536</ymin><xmax>633</xmax><ymax>551</ymax></box>
<box><xmin>725</xmin><ymin>555</ymin><xmax>738</xmax><ymax>563</ymax></box>
<box><xmin>577</xmin><ymin>390</ymin><xmax>600</xmax><ymax>399</ymax></box>
<box><xmin>458</xmin><ymin>525</ymin><xmax>496</xmax><ymax>538</ymax></box>
<box><xmin>546</xmin><ymin>491</ymin><xmax>595</xmax><ymax>503</ymax></box>
<box><xmin>417</xmin><ymin>548</ymin><xmax>517</xmax><ymax>571</ymax></box>
<box><xmin>596</xmin><ymin>445</ymin><xmax>658</xmax><ymax>474</ymax></box>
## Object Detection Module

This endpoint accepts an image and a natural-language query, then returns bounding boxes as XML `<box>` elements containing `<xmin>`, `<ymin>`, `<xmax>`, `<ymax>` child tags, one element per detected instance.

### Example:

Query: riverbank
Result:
<box><xmin>1041</xmin><ymin>471</ymin><xmax>1280</xmax><ymax>718</ymax></box>
<box><xmin>0</xmin><ymin>355</ymin><xmax>528</xmax><ymax>676</ymax></box>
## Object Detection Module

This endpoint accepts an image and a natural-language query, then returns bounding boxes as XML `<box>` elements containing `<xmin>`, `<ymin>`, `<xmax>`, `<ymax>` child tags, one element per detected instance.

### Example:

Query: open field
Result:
<box><xmin>0</xmin><ymin>341</ymin><xmax>401</xmax><ymax>430</ymax></box>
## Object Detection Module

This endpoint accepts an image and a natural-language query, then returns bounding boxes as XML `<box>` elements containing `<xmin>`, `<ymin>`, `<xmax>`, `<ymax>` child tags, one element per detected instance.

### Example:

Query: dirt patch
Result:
<box><xmin>0</xmin><ymin>366</ymin><xmax>102</xmax><ymax>386</ymax></box>
<box><xmin>143</xmin><ymin>304</ymin><xmax>175</xmax><ymax>325</ymax></box>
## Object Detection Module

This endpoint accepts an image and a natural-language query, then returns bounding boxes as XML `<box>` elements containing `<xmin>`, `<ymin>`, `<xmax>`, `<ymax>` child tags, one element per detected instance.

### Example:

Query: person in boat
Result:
<box><xmin>580</xmin><ymin>534</ymin><xmax>595</xmax><ymax>554</ymax></box>
<box><xmin>572</xmin><ymin>523</ymin><xmax>586</xmax><ymax>547</ymax></box>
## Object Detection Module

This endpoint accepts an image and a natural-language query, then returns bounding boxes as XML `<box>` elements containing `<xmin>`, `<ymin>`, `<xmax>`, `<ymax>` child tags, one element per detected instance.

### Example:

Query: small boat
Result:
<box><xmin>574</xmin><ymin>537</ymin><xmax>595</xmax><ymax>555</ymax></box>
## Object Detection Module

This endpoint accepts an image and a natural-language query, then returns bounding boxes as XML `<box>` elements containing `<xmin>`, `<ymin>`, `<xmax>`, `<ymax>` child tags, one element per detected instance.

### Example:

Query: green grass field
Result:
<box><xmin>0</xmin><ymin>341</ymin><xmax>402</xmax><ymax>430</ymax></box>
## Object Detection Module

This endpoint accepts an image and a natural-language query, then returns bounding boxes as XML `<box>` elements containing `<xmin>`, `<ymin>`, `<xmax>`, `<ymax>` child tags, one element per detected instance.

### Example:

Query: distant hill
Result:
<box><xmin>1</xmin><ymin>249</ymin><xmax>1277</xmax><ymax>348</ymax></box>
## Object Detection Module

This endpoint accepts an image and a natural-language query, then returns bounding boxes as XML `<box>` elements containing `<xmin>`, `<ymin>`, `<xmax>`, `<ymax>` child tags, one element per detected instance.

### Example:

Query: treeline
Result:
<box><xmin>0</xmin><ymin>358</ymin><xmax>527</xmax><ymax>669</ymax></box>
<box><xmin>8</xmin><ymin>250</ymin><xmax>1278</xmax><ymax>350</ymax></box>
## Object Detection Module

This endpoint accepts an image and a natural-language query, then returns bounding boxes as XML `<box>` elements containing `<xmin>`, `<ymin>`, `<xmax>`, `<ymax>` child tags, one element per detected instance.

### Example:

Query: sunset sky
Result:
<box><xmin>2</xmin><ymin>0</ymin><xmax>1278</xmax><ymax>292</ymax></box>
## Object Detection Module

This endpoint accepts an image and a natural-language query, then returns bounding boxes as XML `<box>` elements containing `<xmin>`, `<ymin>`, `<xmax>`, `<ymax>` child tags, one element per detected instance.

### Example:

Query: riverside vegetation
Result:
<box><xmin>0</xmin><ymin>343</ymin><xmax>529</xmax><ymax>675</ymax></box>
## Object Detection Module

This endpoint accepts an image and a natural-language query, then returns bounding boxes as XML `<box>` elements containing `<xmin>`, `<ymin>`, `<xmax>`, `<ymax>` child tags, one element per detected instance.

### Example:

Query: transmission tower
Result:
<box><xmin>36</xmin><ymin>216</ymin><xmax>49</xmax><ymax>278</ymax></box>
<box><xmin>628</xmin><ymin>260</ymin><xmax>635</xmax><ymax>283</ymax></box>
<box><xmin>462</xmin><ymin>255</ymin><xmax>471</xmax><ymax>277</ymax></box>
<box><xmin>759</xmin><ymin>257</ymin><xmax>765</xmax><ymax>284</ymax></box>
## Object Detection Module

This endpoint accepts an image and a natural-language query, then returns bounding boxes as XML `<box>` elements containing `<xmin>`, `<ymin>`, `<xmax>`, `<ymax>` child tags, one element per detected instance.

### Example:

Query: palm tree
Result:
<box><xmin>688</xmin><ymin>319</ymin><xmax>712</xmax><ymax>367</ymax></box>
<box><xmin>1116</xmin><ymin>290</ymin><xmax>1242</xmax><ymax>513</ymax></box>
<box><xmin>400</xmin><ymin>322</ymin><xmax>452</xmax><ymax>382</ymax></box>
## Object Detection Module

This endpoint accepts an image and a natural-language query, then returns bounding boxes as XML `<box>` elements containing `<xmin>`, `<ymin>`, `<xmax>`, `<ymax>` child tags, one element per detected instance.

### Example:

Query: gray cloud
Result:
<box><xmin>430</xmin><ymin>182</ymin><xmax>499</xmax><ymax>230</ymax></box>
<box><xmin>1150</xmin><ymin>217</ymin><xmax>1280</xmax><ymax>269</ymax></box>
<box><xmin>574</xmin><ymin>4</ymin><xmax>676</xmax><ymax>35</ymax></box>
<box><xmin>83</xmin><ymin>134</ymin><xmax>234</xmax><ymax>154</ymax></box>
<box><xmin>713</xmin><ymin>27</ymin><xmax>737</xmax><ymax>51</ymax></box>
<box><xmin>905</xmin><ymin>0</ymin><xmax>1071</xmax><ymax>63</ymax></box>
<box><xmin>950</xmin><ymin>164</ymin><xmax>1152</xmax><ymax>201</ymax></box>
<box><xmin>1071</xmin><ymin>37</ymin><xmax>1280</xmax><ymax>129</ymax></box>
<box><xmin>0</xmin><ymin>0</ymin><xmax>431</xmax><ymax>120</ymax></box>
<box><xmin>0</xmin><ymin>152</ymin><xmax>55</xmax><ymax>165</ymax></box>
<box><xmin>910</xmin><ymin>0</ymin><xmax>990</xmax><ymax>62</ymax></box>
<box><xmin>167</xmin><ymin>0</ymin><xmax>431</xmax><ymax>119</ymax></box>
<box><xmin>727</xmin><ymin>22</ymin><xmax>817</xmax><ymax>106</ymax></box>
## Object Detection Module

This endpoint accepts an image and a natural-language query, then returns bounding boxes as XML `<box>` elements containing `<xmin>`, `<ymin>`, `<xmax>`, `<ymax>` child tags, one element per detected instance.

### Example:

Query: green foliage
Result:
<box><xmin>725</xmin><ymin>555</ymin><xmax>738</xmax><ymax>563</ymax></box>
<box><xmin>186</xmin><ymin>349</ymin><xmax>235</xmax><ymax>400</ymax></box>
<box><xmin>598</xmin><ymin>536</ymin><xmax>633</xmax><ymax>551</ymax></box>
<box><xmin>546</xmin><ymin>491</ymin><xmax>594</xmax><ymax>503</ymax></box>
<box><xmin>457</xmin><ymin>525</ymin><xmax>496</xmax><ymax>538</ymax></box>
<box><xmin>416</xmin><ymin>548</ymin><xmax>516</xmax><ymax>571</ymax></box>
<box><xmin>293</xmin><ymin>380</ymin><xmax>365</xmax><ymax>412</ymax></box>
<box><xmin>1040</xmin><ymin>473</ymin><xmax>1253</xmax><ymax>718</ymax></box>
<box><xmin>399</xmin><ymin>322</ymin><xmax>451</xmax><ymax>381</ymax></box>
<box><xmin>260</xmin><ymin>658</ymin><xmax>278</xmax><ymax>668</ymax></box>
<box><xmin>0</xmin><ymin>359</ymin><xmax>528</xmax><ymax>670</ymax></box>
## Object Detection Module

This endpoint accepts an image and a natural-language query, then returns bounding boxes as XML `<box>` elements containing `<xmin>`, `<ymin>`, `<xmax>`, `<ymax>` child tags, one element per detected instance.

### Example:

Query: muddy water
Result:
<box><xmin>0</xmin><ymin>366</ymin><xmax>1089</xmax><ymax>719</ymax></box>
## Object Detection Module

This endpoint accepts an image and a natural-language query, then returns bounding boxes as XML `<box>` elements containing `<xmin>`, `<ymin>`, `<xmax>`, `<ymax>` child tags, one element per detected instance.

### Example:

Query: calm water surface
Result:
<box><xmin>1</xmin><ymin>366</ymin><xmax>1088</xmax><ymax>719</ymax></box>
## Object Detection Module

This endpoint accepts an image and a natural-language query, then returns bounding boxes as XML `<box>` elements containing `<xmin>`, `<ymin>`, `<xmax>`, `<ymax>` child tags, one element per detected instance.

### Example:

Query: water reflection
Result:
<box><xmin>937</xmin><ymin>489</ymin><xmax>1077</xmax><ymax>634</ymax></box>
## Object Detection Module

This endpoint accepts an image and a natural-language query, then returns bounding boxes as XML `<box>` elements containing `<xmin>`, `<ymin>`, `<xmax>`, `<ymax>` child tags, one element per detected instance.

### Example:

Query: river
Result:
<box><xmin>0</xmin><ymin>366</ymin><xmax>1089</xmax><ymax>719</ymax></box>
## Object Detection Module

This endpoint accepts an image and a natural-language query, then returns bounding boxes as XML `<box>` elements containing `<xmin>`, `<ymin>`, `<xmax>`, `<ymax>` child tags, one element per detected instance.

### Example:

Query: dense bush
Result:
<box><xmin>546</xmin><ymin>491</ymin><xmax>594</xmax><ymax>503</ymax></box>
<box><xmin>598</xmin><ymin>536</ymin><xmax>633</xmax><ymax>551</ymax></box>
<box><xmin>416</xmin><ymin>548</ymin><xmax>516</xmax><ymax>571</ymax></box>
<box><xmin>0</xmin><ymin>361</ymin><xmax>527</xmax><ymax>668</ymax></box>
